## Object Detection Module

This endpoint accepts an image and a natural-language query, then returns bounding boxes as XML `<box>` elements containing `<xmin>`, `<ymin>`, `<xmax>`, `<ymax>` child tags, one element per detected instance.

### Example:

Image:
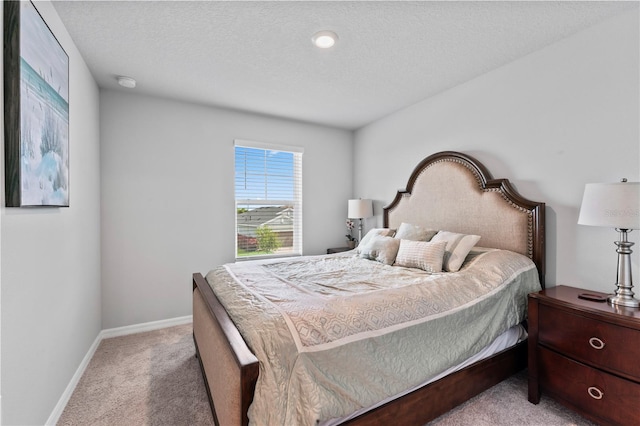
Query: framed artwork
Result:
<box><xmin>4</xmin><ymin>0</ymin><xmax>69</xmax><ymax>207</ymax></box>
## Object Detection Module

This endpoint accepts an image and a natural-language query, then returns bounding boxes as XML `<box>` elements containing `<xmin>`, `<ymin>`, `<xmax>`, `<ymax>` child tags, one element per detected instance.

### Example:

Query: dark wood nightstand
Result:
<box><xmin>528</xmin><ymin>285</ymin><xmax>640</xmax><ymax>426</ymax></box>
<box><xmin>326</xmin><ymin>247</ymin><xmax>353</xmax><ymax>254</ymax></box>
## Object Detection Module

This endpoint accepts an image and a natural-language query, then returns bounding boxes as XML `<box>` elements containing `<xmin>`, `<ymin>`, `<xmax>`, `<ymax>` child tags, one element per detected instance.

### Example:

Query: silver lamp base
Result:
<box><xmin>607</xmin><ymin>229</ymin><xmax>639</xmax><ymax>308</ymax></box>
<box><xmin>608</xmin><ymin>294</ymin><xmax>640</xmax><ymax>308</ymax></box>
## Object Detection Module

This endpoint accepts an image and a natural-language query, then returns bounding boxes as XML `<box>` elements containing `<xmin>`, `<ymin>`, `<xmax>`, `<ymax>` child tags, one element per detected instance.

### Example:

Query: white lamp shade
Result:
<box><xmin>348</xmin><ymin>199</ymin><xmax>373</xmax><ymax>219</ymax></box>
<box><xmin>578</xmin><ymin>182</ymin><xmax>640</xmax><ymax>230</ymax></box>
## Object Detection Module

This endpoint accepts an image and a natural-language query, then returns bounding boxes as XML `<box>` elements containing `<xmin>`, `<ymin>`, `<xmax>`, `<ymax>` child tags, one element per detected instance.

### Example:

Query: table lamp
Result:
<box><xmin>578</xmin><ymin>179</ymin><xmax>640</xmax><ymax>308</ymax></box>
<box><xmin>348</xmin><ymin>199</ymin><xmax>373</xmax><ymax>244</ymax></box>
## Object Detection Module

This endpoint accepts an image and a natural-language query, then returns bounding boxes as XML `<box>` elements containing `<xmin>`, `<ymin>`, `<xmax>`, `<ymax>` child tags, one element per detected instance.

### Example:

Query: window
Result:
<box><xmin>234</xmin><ymin>140</ymin><xmax>303</xmax><ymax>259</ymax></box>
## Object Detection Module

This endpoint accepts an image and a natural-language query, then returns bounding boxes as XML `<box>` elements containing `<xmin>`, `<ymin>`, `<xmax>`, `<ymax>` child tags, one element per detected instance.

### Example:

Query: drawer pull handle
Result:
<box><xmin>589</xmin><ymin>337</ymin><xmax>605</xmax><ymax>350</ymax></box>
<box><xmin>588</xmin><ymin>386</ymin><xmax>604</xmax><ymax>400</ymax></box>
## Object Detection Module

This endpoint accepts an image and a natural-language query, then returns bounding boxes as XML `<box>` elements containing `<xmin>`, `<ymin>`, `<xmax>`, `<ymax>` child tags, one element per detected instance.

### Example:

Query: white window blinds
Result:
<box><xmin>234</xmin><ymin>140</ymin><xmax>303</xmax><ymax>259</ymax></box>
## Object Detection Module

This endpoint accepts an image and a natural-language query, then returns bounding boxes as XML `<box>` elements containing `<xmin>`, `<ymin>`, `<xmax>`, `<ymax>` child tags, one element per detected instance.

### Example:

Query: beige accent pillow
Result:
<box><xmin>357</xmin><ymin>235</ymin><xmax>401</xmax><ymax>265</ymax></box>
<box><xmin>430</xmin><ymin>231</ymin><xmax>481</xmax><ymax>272</ymax></box>
<box><xmin>395</xmin><ymin>239</ymin><xmax>447</xmax><ymax>273</ymax></box>
<box><xmin>357</xmin><ymin>228</ymin><xmax>396</xmax><ymax>250</ymax></box>
<box><xmin>394</xmin><ymin>222</ymin><xmax>438</xmax><ymax>242</ymax></box>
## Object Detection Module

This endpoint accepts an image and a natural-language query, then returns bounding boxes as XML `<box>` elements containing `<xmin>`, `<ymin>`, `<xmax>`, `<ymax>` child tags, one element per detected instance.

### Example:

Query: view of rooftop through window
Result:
<box><xmin>235</xmin><ymin>144</ymin><xmax>302</xmax><ymax>258</ymax></box>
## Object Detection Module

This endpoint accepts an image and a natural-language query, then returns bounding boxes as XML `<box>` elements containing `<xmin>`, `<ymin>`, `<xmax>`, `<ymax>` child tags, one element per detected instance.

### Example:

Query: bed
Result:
<box><xmin>192</xmin><ymin>150</ymin><xmax>545</xmax><ymax>426</ymax></box>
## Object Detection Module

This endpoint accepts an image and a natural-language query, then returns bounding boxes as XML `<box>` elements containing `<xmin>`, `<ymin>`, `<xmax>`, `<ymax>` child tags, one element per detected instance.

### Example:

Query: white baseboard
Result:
<box><xmin>100</xmin><ymin>315</ymin><xmax>193</xmax><ymax>339</ymax></box>
<box><xmin>45</xmin><ymin>315</ymin><xmax>193</xmax><ymax>425</ymax></box>
<box><xmin>45</xmin><ymin>332</ymin><xmax>102</xmax><ymax>426</ymax></box>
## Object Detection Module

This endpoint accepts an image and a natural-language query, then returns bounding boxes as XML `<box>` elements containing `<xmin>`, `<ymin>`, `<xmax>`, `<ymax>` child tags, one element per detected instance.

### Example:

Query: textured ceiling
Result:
<box><xmin>52</xmin><ymin>1</ymin><xmax>637</xmax><ymax>130</ymax></box>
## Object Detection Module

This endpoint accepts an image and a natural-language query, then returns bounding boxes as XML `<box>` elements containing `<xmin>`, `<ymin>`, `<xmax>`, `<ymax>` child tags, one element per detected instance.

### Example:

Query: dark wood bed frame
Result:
<box><xmin>192</xmin><ymin>151</ymin><xmax>545</xmax><ymax>426</ymax></box>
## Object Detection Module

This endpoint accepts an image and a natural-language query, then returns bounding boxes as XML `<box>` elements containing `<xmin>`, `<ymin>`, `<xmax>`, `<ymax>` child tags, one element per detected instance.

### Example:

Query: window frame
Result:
<box><xmin>234</xmin><ymin>139</ymin><xmax>303</xmax><ymax>260</ymax></box>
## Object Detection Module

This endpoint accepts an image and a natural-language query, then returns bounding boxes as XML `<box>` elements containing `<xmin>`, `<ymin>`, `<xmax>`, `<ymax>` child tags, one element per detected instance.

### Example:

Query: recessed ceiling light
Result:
<box><xmin>117</xmin><ymin>76</ymin><xmax>136</xmax><ymax>88</ymax></box>
<box><xmin>312</xmin><ymin>31</ymin><xmax>338</xmax><ymax>49</ymax></box>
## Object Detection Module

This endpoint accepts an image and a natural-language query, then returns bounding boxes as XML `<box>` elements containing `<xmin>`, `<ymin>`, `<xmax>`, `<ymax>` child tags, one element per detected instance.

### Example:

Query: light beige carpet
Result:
<box><xmin>58</xmin><ymin>323</ymin><xmax>596</xmax><ymax>425</ymax></box>
<box><xmin>428</xmin><ymin>368</ymin><xmax>596</xmax><ymax>426</ymax></box>
<box><xmin>58</xmin><ymin>324</ymin><xmax>214</xmax><ymax>426</ymax></box>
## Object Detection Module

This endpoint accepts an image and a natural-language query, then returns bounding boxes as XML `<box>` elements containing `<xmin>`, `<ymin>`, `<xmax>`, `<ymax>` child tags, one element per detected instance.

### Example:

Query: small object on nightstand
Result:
<box><xmin>327</xmin><ymin>247</ymin><xmax>352</xmax><ymax>254</ymax></box>
<box><xmin>577</xmin><ymin>293</ymin><xmax>608</xmax><ymax>302</ymax></box>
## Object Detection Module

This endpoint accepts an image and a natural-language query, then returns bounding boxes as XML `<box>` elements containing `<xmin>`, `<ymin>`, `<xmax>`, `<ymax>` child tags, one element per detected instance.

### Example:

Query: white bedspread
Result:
<box><xmin>205</xmin><ymin>248</ymin><xmax>541</xmax><ymax>425</ymax></box>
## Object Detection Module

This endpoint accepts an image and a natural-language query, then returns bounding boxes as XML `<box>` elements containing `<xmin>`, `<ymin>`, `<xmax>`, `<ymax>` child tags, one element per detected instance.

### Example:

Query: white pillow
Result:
<box><xmin>357</xmin><ymin>228</ymin><xmax>396</xmax><ymax>250</ymax></box>
<box><xmin>357</xmin><ymin>235</ymin><xmax>400</xmax><ymax>265</ymax></box>
<box><xmin>430</xmin><ymin>231</ymin><xmax>481</xmax><ymax>272</ymax></box>
<box><xmin>394</xmin><ymin>222</ymin><xmax>438</xmax><ymax>242</ymax></box>
<box><xmin>394</xmin><ymin>239</ymin><xmax>447</xmax><ymax>273</ymax></box>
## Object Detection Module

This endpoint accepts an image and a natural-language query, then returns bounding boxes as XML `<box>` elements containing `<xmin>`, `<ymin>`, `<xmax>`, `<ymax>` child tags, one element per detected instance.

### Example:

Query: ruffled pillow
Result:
<box><xmin>357</xmin><ymin>235</ymin><xmax>401</xmax><ymax>265</ymax></box>
<box><xmin>357</xmin><ymin>228</ymin><xmax>396</xmax><ymax>249</ymax></box>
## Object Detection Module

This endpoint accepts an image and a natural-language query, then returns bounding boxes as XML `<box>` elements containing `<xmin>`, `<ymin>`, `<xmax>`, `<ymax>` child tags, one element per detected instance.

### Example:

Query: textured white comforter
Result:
<box><xmin>205</xmin><ymin>248</ymin><xmax>541</xmax><ymax>425</ymax></box>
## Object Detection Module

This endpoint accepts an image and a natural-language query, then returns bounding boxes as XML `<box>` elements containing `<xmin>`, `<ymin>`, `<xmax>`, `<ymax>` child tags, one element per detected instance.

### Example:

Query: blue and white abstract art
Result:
<box><xmin>4</xmin><ymin>1</ymin><xmax>69</xmax><ymax>207</ymax></box>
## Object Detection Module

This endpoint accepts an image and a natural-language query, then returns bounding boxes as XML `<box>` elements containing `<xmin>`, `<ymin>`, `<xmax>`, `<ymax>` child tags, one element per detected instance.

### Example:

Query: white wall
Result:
<box><xmin>100</xmin><ymin>91</ymin><xmax>353</xmax><ymax>328</ymax></box>
<box><xmin>354</xmin><ymin>10</ymin><xmax>639</xmax><ymax>293</ymax></box>
<box><xmin>0</xmin><ymin>1</ymin><xmax>102</xmax><ymax>424</ymax></box>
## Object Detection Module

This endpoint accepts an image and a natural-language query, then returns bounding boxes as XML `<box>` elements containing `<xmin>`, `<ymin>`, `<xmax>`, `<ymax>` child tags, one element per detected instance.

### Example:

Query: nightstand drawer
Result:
<box><xmin>539</xmin><ymin>347</ymin><xmax>640</xmax><ymax>426</ymax></box>
<box><xmin>539</xmin><ymin>304</ymin><xmax>640</xmax><ymax>381</ymax></box>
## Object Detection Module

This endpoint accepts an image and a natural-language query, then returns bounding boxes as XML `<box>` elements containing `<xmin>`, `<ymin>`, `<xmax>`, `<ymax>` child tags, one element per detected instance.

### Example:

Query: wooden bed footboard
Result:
<box><xmin>193</xmin><ymin>273</ymin><xmax>258</xmax><ymax>426</ymax></box>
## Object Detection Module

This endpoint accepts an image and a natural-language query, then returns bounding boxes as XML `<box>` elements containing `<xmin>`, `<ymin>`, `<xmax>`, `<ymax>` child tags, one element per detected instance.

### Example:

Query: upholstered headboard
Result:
<box><xmin>383</xmin><ymin>151</ymin><xmax>545</xmax><ymax>287</ymax></box>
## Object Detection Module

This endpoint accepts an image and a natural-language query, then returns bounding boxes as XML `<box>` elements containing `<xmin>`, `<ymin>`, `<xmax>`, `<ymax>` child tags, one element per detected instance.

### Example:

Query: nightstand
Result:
<box><xmin>326</xmin><ymin>247</ymin><xmax>352</xmax><ymax>254</ymax></box>
<box><xmin>528</xmin><ymin>285</ymin><xmax>640</xmax><ymax>426</ymax></box>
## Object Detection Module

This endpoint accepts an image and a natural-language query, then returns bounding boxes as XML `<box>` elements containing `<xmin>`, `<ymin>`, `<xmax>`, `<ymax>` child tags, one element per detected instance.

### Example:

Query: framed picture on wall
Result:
<box><xmin>4</xmin><ymin>0</ymin><xmax>69</xmax><ymax>207</ymax></box>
